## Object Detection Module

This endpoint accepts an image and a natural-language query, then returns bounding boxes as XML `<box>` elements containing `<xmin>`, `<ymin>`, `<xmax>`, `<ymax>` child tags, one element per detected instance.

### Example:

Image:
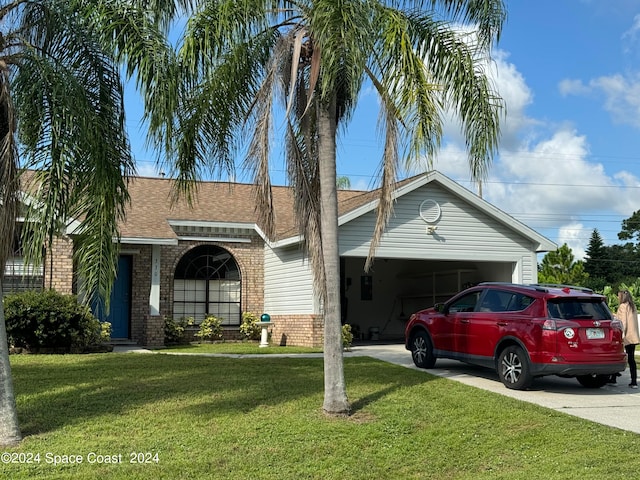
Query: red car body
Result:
<box><xmin>404</xmin><ymin>283</ymin><xmax>627</xmax><ymax>390</ymax></box>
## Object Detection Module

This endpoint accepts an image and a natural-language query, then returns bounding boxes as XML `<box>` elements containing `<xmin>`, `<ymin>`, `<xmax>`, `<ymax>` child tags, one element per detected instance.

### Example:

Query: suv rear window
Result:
<box><xmin>546</xmin><ymin>298</ymin><xmax>612</xmax><ymax>320</ymax></box>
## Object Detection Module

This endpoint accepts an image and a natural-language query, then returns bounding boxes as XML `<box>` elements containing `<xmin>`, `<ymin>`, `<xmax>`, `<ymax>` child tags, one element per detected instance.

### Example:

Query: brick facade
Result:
<box><xmin>44</xmin><ymin>235</ymin><xmax>74</xmax><ymax>294</ymax></box>
<box><xmin>121</xmin><ymin>234</ymin><xmax>268</xmax><ymax>347</ymax></box>
<box><xmin>43</xmin><ymin>226</ymin><xmax>324</xmax><ymax>349</ymax></box>
<box><xmin>269</xmin><ymin>314</ymin><xmax>324</xmax><ymax>348</ymax></box>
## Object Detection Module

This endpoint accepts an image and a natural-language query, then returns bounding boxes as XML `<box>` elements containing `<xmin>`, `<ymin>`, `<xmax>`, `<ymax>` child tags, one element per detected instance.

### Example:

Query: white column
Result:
<box><xmin>149</xmin><ymin>245</ymin><xmax>161</xmax><ymax>316</ymax></box>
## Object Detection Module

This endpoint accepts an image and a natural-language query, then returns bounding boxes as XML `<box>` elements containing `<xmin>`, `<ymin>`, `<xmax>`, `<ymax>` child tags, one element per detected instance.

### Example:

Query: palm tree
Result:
<box><xmin>336</xmin><ymin>176</ymin><xmax>351</xmax><ymax>190</ymax></box>
<box><xmin>149</xmin><ymin>0</ymin><xmax>506</xmax><ymax>415</ymax></box>
<box><xmin>0</xmin><ymin>0</ymin><xmax>177</xmax><ymax>446</ymax></box>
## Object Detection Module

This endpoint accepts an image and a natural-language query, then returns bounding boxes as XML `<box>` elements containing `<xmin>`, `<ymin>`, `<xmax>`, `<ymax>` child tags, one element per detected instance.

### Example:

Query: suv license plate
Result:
<box><xmin>586</xmin><ymin>328</ymin><xmax>605</xmax><ymax>340</ymax></box>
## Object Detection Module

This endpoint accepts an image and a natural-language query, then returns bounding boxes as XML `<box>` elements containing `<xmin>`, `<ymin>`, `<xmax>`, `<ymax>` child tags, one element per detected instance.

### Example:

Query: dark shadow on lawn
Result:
<box><xmin>10</xmin><ymin>353</ymin><xmax>434</xmax><ymax>437</ymax></box>
<box><xmin>345</xmin><ymin>357</ymin><xmax>434</xmax><ymax>413</ymax></box>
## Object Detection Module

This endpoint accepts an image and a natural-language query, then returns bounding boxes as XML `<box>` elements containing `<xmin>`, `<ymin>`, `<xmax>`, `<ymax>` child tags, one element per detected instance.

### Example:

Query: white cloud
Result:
<box><xmin>622</xmin><ymin>14</ymin><xmax>640</xmax><ymax>53</ymax></box>
<box><xmin>135</xmin><ymin>161</ymin><xmax>163</xmax><ymax>178</ymax></box>
<box><xmin>558</xmin><ymin>78</ymin><xmax>591</xmax><ymax>97</ymax></box>
<box><xmin>557</xmin><ymin>222</ymin><xmax>588</xmax><ymax>261</ymax></box>
<box><xmin>442</xmin><ymin>49</ymin><xmax>538</xmax><ymax>151</ymax></box>
<box><xmin>488</xmin><ymin>50</ymin><xmax>538</xmax><ymax>143</ymax></box>
<box><xmin>590</xmin><ymin>74</ymin><xmax>640</xmax><ymax>128</ymax></box>
<box><xmin>559</xmin><ymin>73</ymin><xmax>640</xmax><ymax>128</ymax></box>
<box><xmin>485</xmin><ymin>127</ymin><xmax>616</xmax><ymax>216</ymax></box>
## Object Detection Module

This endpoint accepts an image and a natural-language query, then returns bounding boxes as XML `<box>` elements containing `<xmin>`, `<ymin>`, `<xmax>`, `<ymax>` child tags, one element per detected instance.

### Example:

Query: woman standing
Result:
<box><xmin>618</xmin><ymin>290</ymin><xmax>640</xmax><ymax>388</ymax></box>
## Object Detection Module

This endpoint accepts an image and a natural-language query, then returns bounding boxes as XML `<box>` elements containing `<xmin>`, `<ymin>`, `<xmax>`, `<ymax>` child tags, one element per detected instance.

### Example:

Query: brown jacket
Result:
<box><xmin>618</xmin><ymin>302</ymin><xmax>640</xmax><ymax>346</ymax></box>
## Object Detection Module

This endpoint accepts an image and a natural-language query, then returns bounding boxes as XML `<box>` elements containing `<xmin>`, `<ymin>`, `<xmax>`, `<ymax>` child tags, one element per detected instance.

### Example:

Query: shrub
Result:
<box><xmin>164</xmin><ymin>316</ymin><xmax>194</xmax><ymax>345</ymax></box>
<box><xmin>194</xmin><ymin>315</ymin><xmax>223</xmax><ymax>341</ymax></box>
<box><xmin>4</xmin><ymin>290</ymin><xmax>109</xmax><ymax>352</ymax></box>
<box><xmin>239</xmin><ymin>312</ymin><xmax>261</xmax><ymax>340</ymax></box>
<box><xmin>342</xmin><ymin>324</ymin><xmax>354</xmax><ymax>351</ymax></box>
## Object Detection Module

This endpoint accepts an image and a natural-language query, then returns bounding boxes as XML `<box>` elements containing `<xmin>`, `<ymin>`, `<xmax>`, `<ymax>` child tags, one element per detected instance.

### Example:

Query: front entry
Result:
<box><xmin>95</xmin><ymin>256</ymin><xmax>132</xmax><ymax>339</ymax></box>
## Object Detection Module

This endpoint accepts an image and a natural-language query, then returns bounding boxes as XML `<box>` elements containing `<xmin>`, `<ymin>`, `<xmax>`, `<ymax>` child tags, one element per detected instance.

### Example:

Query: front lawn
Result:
<box><xmin>3</xmin><ymin>353</ymin><xmax>640</xmax><ymax>479</ymax></box>
<box><xmin>158</xmin><ymin>342</ymin><xmax>323</xmax><ymax>354</ymax></box>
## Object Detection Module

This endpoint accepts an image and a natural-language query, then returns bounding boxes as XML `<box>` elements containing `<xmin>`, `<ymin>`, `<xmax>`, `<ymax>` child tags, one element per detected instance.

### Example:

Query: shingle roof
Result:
<box><xmin>120</xmin><ymin>176</ymin><xmax>371</xmax><ymax>242</ymax></box>
<box><xmin>19</xmin><ymin>170</ymin><xmax>556</xmax><ymax>252</ymax></box>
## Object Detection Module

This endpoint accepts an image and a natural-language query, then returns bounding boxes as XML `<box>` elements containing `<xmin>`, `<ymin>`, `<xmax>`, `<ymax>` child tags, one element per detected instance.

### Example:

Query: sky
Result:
<box><xmin>125</xmin><ymin>1</ymin><xmax>640</xmax><ymax>261</ymax></box>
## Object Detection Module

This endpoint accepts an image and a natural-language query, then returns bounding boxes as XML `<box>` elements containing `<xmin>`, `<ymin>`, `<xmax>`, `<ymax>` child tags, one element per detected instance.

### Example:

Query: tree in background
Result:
<box><xmin>603</xmin><ymin>243</ymin><xmax>640</xmax><ymax>284</ymax></box>
<box><xmin>583</xmin><ymin>229</ymin><xmax>609</xmax><ymax>291</ymax></box>
<box><xmin>618</xmin><ymin>210</ymin><xmax>640</xmax><ymax>244</ymax></box>
<box><xmin>538</xmin><ymin>244</ymin><xmax>588</xmax><ymax>286</ymax></box>
<box><xmin>0</xmin><ymin>0</ymin><xmax>175</xmax><ymax>446</ymax></box>
<box><xmin>336</xmin><ymin>176</ymin><xmax>351</xmax><ymax>190</ymax></box>
<box><xmin>149</xmin><ymin>0</ymin><xmax>506</xmax><ymax>415</ymax></box>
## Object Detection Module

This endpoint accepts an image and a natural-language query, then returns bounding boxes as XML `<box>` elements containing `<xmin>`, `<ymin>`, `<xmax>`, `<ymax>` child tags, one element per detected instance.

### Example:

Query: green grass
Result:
<box><xmin>3</xmin><ymin>352</ymin><xmax>640</xmax><ymax>479</ymax></box>
<box><xmin>158</xmin><ymin>341</ymin><xmax>323</xmax><ymax>354</ymax></box>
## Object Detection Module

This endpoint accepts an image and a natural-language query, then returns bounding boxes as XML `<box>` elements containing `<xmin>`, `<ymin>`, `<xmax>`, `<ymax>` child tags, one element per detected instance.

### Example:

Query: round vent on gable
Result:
<box><xmin>419</xmin><ymin>199</ymin><xmax>441</xmax><ymax>224</ymax></box>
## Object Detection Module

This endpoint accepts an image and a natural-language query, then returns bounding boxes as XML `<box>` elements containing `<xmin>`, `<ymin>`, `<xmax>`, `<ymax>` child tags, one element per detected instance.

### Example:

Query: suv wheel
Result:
<box><xmin>410</xmin><ymin>331</ymin><xmax>436</xmax><ymax>368</ymax></box>
<box><xmin>576</xmin><ymin>374</ymin><xmax>609</xmax><ymax>388</ymax></box>
<box><xmin>497</xmin><ymin>345</ymin><xmax>532</xmax><ymax>390</ymax></box>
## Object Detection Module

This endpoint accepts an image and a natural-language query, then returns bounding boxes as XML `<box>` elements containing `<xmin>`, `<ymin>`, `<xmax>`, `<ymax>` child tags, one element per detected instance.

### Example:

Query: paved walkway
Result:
<box><xmin>113</xmin><ymin>343</ymin><xmax>640</xmax><ymax>434</ymax></box>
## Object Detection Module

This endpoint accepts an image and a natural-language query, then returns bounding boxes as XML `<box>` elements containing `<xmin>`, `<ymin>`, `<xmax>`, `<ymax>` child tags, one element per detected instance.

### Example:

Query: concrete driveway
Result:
<box><xmin>349</xmin><ymin>343</ymin><xmax>640</xmax><ymax>435</ymax></box>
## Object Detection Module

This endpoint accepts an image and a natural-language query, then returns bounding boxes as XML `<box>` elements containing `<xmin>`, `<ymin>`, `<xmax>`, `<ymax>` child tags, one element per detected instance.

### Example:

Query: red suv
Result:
<box><xmin>404</xmin><ymin>283</ymin><xmax>627</xmax><ymax>390</ymax></box>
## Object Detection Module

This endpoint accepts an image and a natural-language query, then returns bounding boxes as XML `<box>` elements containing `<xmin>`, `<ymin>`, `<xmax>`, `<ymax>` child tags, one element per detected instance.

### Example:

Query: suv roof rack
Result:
<box><xmin>531</xmin><ymin>283</ymin><xmax>594</xmax><ymax>294</ymax></box>
<box><xmin>477</xmin><ymin>282</ymin><xmax>596</xmax><ymax>295</ymax></box>
<box><xmin>477</xmin><ymin>282</ymin><xmax>549</xmax><ymax>292</ymax></box>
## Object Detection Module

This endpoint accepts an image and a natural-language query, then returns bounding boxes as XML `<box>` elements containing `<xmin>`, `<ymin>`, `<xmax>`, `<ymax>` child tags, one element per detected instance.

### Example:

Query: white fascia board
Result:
<box><xmin>238</xmin><ymin>223</ymin><xmax>302</xmax><ymax>249</ymax></box>
<box><xmin>253</xmin><ymin>224</ymin><xmax>269</xmax><ymax>243</ymax></box>
<box><xmin>177</xmin><ymin>236</ymin><xmax>251</xmax><ymax>243</ymax></box>
<box><xmin>17</xmin><ymin>190</ymin><xmax>36</xmax><ymax>206</ymax></box>
<box><xmin>269</xmin><ymin>235</ymin><xmax>304</xmax><ymax>249</ymax></box>
<box><xmin>65</xmin><ymin>219</ymin><xmax>82</xmax><ymax>235</ymax></box>
<box><xmin>119</xmin><ymin>237</ymin><xmax>179</xmax><ymax>246</ymax></box>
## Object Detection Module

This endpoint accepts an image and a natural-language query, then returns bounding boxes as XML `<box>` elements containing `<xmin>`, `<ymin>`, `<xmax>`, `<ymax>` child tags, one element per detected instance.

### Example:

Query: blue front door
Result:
<box><xmin>103</xmin><ymin>256</ymin><xmax>132</xmax><ymax>339</ymax></box>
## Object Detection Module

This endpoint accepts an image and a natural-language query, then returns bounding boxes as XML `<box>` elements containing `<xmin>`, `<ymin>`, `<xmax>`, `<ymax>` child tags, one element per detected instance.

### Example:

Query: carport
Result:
<box><xmin>341</xmin><ymin>257</ymin><xmax>516</xmax><ymax>341</ymax></box>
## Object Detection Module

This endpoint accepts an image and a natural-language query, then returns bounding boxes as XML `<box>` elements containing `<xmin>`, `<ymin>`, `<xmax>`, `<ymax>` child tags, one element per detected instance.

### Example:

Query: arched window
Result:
<box><xmin>173</xmin><ymin>245</ymin><xmax>241</xmax><ymax>325</ymax></box>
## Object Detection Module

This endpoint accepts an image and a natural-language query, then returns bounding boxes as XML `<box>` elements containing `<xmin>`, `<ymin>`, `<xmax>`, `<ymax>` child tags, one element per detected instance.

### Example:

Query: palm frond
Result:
<box><xmin>13</xmin><ymin>0</ymin><xmax>134</xmax><ymax>305</ymax></box>
<box><xmin>0</xmin><ymin>64</ymin><xmax>19</xmax><ymax>271</ymax></box>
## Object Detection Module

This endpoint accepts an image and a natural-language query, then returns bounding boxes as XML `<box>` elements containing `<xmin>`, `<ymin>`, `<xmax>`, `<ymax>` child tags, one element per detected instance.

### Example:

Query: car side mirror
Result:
<box><xmin>434</xmin><ymin>303</ymin><xmax>447</xmax><ymax>314</ymax></box>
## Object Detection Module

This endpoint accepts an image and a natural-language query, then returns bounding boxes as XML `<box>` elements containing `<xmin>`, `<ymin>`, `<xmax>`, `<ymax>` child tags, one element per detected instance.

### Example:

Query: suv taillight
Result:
<box><xmin>611</xmin><ymin>319</ymin><xmax>623</xmax><ymax>331</ymax></box>
<box><xmin>542</xmin><ymin>319</ymin><xmax>556</xmax><ymax>331</ymax></box>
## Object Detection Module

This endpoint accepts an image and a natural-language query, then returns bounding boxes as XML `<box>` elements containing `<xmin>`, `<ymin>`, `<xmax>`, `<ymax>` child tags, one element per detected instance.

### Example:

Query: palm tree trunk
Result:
<box><xmin>0</xmin><ymin>279</ymin><xmax>21</xmax><ymax>446</ymax></box>
<box><xmin>318</xmin><ymin>94</ymin><xmax>350</xmax><ymax>415</ymax></box>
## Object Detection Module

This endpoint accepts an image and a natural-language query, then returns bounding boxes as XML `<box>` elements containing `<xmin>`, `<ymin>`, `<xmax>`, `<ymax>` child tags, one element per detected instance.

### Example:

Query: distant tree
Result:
<box><xmin>538</xmin><ymin>244</ymin><xmax>589</xmax><ymax>286</ymax></box>
<box><xmin>619</xmin><ymin>210</ymin><xmax>640</xmax><ymax>243</ymax></box>
<box><xmin>336</xmin><ymin>176</ymin><xmax>351</xmax><ymax>190</ymax></box>
<box><xmin>605</xmin><ymin>243</ymin><xmax>640</xmax><ymax>284</ymax></box>
<box><xmin>583</xmin><ymin>229</ymin><xmax>608</xmax><ymax>290</ymax></box>
<box><xmin>609</xmin><ymin>211</ymin><xmax>640</xmax><ymax>283</ymax></box>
